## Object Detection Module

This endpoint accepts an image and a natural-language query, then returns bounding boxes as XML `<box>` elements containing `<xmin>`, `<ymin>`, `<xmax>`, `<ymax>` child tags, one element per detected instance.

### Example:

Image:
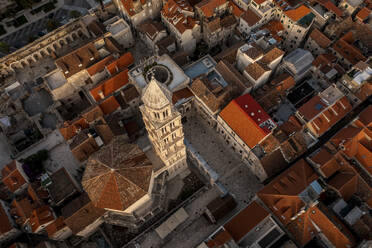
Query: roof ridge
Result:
<box><xmin>115</xmin><ymin>172</ymin><xmax>146</xmax><ymax>195</ymax></box>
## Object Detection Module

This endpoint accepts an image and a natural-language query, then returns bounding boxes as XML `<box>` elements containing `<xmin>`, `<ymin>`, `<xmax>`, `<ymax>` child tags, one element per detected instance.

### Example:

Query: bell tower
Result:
<box><xmin>140</xmin><ymin>76</ymin><xmax>188</xmax><ymax>179</ymax></box>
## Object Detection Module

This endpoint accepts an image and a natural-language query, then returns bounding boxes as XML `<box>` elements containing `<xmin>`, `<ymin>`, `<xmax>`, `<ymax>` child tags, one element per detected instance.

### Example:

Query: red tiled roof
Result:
<box><xmin>172</xmin><ymin>87</ymin><xmax>194</xmax><ymax>104</ymax></box>
<box><xmin>309</xmin><ymin>28</ymin><xmax>331</xmax><ymax>48</ymax></box>
<box><xmin>305</xmin><ymin>96</ymin><xmax>352</xmax><ymax>137</ymax></box>
<box><xmin>2</xmin><ymin>161</ymin><xmax>27</xmax><ymax>193</ymax></box>
<box><xmin>284</xmin><ymin>5</ymin><xmax>311</xmax><ymax>22</ymax></box>
<box><xmin>196</xmin><ymin>0</ymin><xmax>227</xmax><ymax>18</ymax></box>
<box><xmin>241</xmin><ymin>9</ymin><xmax>261</xmax><ymax>26</ymax></box>
<box><xmin>315</xmin><ymin>0</ymin><xmax>342</xmax><ymax>17</ymax></box>
<box><xmin>230</xmin><ymin>1</ymin><xmax>244</xmax><ymax>18</ymax></box>
<box><xmin>206</xmin><ymin>228</ymin><xmax>233</xmax><ymax>247</ymax></box>
<box><xmin>356</xmin><ymin>7</ymin><xmax>371</xmax><ymax>21</ymax></box>
<box><xmin>82</xmin><ymin>137</ymin><xmax>153</xmax><ymax>211</ymax></box>
<box><xmin>333</xmin><ymin>32</ymin><xmax>366</xmax><ymax>65</ymax></box>
<box><xmin>99</xmin><ymin>96</ymin><xmax>120</xmax><ymax>115</ymax></box>
<box><xmin>59</xmin><ymin>118</ymin><xmax>89</xmax><ymax>141</ymax></box>
<box><xmin>90</xmin><ymin>69</ymin><xmax>129</xmax><ymax>102</ymax></box>
<box><xmin>106</xmin><ymin>52</ymin><xmax>134</xmax><ymax>75</ymax></box>
<box><xmin>0</xmin><ymin>202</ymin><xmax>13</xmax><ymax>235</ymax></box>
<box><xmin>45</xmin><ymin>217</ymin><xmax>67</xmax><ymax>237</ymax></box>
<box><xmin>219</xmin><ymin>94</ymin><xmax>275</xmax><ymax>148</ymax></box>
<box><xmin>29</xmin><ymin>205</ymin><xmax>55</xmax><ymax>232</ymax></box>
<box><xmin>260</xmin><ymin>20</ymin><xmax>284</xmax><ymax>42</ymax></box>
<box><xmin>86</xmin><ymin>55</ymin><xmax>114</xmax><ymax>76</ymax></box>
<box><xmin>224</xmin><ymin>201</ymin><xmax>269</xmax><ymax>243</ymax></box>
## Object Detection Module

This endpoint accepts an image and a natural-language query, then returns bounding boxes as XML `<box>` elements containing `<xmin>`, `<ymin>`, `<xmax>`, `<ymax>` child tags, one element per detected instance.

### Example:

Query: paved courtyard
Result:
<box><xmin>136</xmin><ymin>114</ymin><xmax>263</xmax><ymax>248</ymax></box>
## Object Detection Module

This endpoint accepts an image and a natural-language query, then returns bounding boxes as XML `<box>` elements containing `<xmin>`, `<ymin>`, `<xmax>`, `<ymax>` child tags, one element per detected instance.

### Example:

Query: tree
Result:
<box><xmin>0</xmin><ymin>42</ymin><xmax>9</xmax><ymax>53</ymax></box>
<box><xmin>21</xmin><ymin>149</ymin><xmax>49</xmax><ymax>176</ymax></box>
<box><xmin>69</xmin><ymin>10</ymin><xmax>81</xmax><ymax>18</ymax></box>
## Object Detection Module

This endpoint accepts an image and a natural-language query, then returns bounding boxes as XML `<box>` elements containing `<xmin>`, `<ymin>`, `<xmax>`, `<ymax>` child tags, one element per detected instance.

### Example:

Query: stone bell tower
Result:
<box><xmin>139</xmin><ymin>76</ymin><xmax>188</xmax><ymax>180</ymax></box>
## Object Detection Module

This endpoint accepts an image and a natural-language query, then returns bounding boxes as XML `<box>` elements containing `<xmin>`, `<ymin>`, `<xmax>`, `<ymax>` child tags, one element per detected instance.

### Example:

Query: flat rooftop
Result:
<box><xmin>129</xmin><ymin>54</ymin><xmax>189</xmax><ymax>92</ymax></box>
<box><xmin>184</xmin><ymin>55</ymin><xmax>217</xmax><ymax>80</ymax></box>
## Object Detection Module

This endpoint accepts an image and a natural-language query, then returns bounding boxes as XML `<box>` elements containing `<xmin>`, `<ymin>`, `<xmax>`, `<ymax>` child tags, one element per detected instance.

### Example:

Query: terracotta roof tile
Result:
<box><xmin>172</xmin><ymin>87</ymin><xmax>194</xmax><ymax>104</ymax></box>
<box><xmin>82</xmin><ymin>136</ymin><xmax>153</xmax><ymax>211</ymax></box>
<box><xmin>99</xmin><ymin>96</ymin><xmax>120</xmax><ymax>115</ymax></box>
<box><xmin>138</xmin><ymin>22</ymin><xmax>166</xmax><ymax>40</ymax></box>
<box><xmin>356</xmin><ymin>7</ymin><xmax>371</xmax><ymax>21</ymax></box>
<box><xmin>196</xmin><ymin>0</ymin><xmax>227</xmax><ymax>18</ymax></box>
<box><xmin>122</xmin><ymin>84</ymin><xmax>140</xmax><ymax>103</ymax></box>
<box><xmin>333</xmin><ymin>33</ymin><xmax>366</xmax><ymax>65</ymax></box>
<box><xmin>61</xmin><ymin>193</ymin><xmax>106</xmax><ymax>234</ymax></box>
<box><xmin>315</xmin><ymin>0</ymin><xmax>342</xmax><ymax>17</ymax></box>
<box><xmin>106</xmin><ymin>52</ymin><xmax>134</xmax><ymax>76</ymax></box>
<box><xmin>55</xmin><ymin>43</ymin><xmax>101</xmax><ymax>78</ymax></box>
<box><xmin>241</xmin><ymin>9</ymin><xmax>261</xmax><ymax>27</ymax></box>
<box><xmin>309</xmin><ymin>28</ymin><xmax>331</xmax><ymax>48</ymax></box>
<box><xmin>224</xmin><ymin>201</ymin><xmax>269</xmax><ymax>242</ymax></box>
<box><xmin>2</xmin><ymin>161</ymin><xmax>27</xmax><ymax>193</ymax></box>
<box><xmin>45</xmin><ymin>217</ymin><xmax>67</xmax><ymax>238</ymax></box>
<box><xmin>29</xmin><ymin>205</ymin><xmax>55</xmax><ymax>232</ymax></box>
<box><xmin>0</xmin><ymin>201</ymin><xmax>13</xmax><ymax>235</ymax></box>
<box><xmin>219</xmin><ymin>94</ymin><xmax>275</xmax><ymax>148</ymax></box>
<box><xmin>86</xmin><ymin>55</ymin><xmax>114</xmax><ymax>76</ymax></box>
<box><xmin>230</xmin><ymin>1</ymin><xmax>244</xmax><ymax>18</ymax></box>
<box><xmin>284</xmin><ymin>5</ymin><xmax>312</xmax><ymax>22</ymax></box>
<box><xmin>260</xmin><ymin>47</ymin><xmax>285</xmax><ymax>65</ymax></box>
<box><xmin>90</xmin><ymin>69</ymin><xmax>129</xmax><ymax>102</ymax></box>
<box><xmin>260</xmin><ymin>20</ymin><xmax>284</xmax><ymax>42</ymax></box>
<box><xmin>206</xmin><ymin>228</ymin><xmax>233</xmax><ymax>247</ymax></box>
<box><xmin>244</xmin><ymin>62</ymin><xmax>270</xmax><ymax>80</ymax></box>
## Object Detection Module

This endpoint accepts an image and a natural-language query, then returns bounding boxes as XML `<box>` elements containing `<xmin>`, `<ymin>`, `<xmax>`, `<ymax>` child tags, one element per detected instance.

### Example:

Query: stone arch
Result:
<box><xmin>40</xmin><ymin>50</ymin><xmax>47</xmax><ymax>57</ymax></box>
<box><xmin>33</xmin><ymin>54</ymin><xmax>39</xmax><ymax>61</ymax></box>
<box><xmin>53</xmin><ymin>43</ymin><xmax>58</xmax><ymax>50</ymax></box>
<box><xmin>71</xmin><ymin>32</ymin><xmax>78</xmax><ymax>40</ymax></box>
<box><xmin>59</xmin><ymin>39</ymin><xmax>65</xmax><ymax>47</ymax></box>
<box><xmin>27</xmin><ymin>58</ymin><xmax>33</xmax><ymax>65</ymax></box>
<box><xmin>66</xmin><ymin>36</ymin><xmax>72</xmax><ymax>43</ymax></box>
<box><xmin>21</xmin><ymin>60</ymin><xmax>28</xmax><ymax>67</ymax></box>
<box><xmin>77</xmin><ymin>30</ymin><xmax>84</xmax><ymax>37</ymax></box>
<box><xmin>47</xmin><ymin>46</ymin><xmax>53</xmax><ymax>53</ymax></box>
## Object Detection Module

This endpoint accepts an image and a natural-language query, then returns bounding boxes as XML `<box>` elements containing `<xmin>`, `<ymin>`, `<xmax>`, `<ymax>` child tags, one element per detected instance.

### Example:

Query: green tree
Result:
<box><xmin>46</xmin><ymin>18</ymin><xmax>59</xmax><ymax>32</ymax></box>
<box><xmin>0</xmin><ymin>42</ymin><xmax>10</xmax><ymax>53</ymax></box>
<box><xmin>21</xmin><ymin>149</ymin><xmax>49</xmax><ymax>175</ymax></box>
<box><xmin>69</xmin><ymin>10</ymin><xmax>81</xmax><ymax>18</ymax></box>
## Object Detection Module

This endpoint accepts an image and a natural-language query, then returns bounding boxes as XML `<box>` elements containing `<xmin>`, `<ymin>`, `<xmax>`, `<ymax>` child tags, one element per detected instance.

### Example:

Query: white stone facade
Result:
<box><xmin>140</xmin><ymin>77</ymin><xmax>188</xmax><ymax>180</ymax></box>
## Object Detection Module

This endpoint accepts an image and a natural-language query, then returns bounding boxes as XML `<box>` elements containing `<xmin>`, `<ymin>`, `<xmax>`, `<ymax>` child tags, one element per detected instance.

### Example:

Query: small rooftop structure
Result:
<box><xmin>129</xmin><ymin>54</ymin><xmax>190</xmax><ymax>92</ymax></box>
<box><xmin>282</xmin><ymin>48</ymin><xmax>314</xmax><ymax>81</ymax></box>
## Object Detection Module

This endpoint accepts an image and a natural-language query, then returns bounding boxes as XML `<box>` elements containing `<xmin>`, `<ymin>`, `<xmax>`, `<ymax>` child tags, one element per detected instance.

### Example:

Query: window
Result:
<box><xmin>162</xmin><ymin>127</ymin><xmax>167</xmax><ymax>134</ymax></box>
<box><xmin>294</xmin><ymin>36</ymin><xmax>298</xmax><ymax>39</ymax></box>
<box><xmin>154</xmin><ymin>112</ymin><xmax>160</xmax><ymax>119</ymax></box>
<box><xmin>164</xmin><ymin>137</ymin><xmax>169</xmax><ymax>143</ymax></box>
<box><xmin>172</xmin><ymin>133</ymin><xmax>176</xmax><ymax>139</ymax></box>
<box><xmin>287</xmin><ymin>25</ymin><xmax>290</xmax><ymax>28</ymax></box>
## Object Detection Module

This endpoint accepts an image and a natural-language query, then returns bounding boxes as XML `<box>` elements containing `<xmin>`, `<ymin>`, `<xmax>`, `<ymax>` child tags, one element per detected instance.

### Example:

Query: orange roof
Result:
<box><xmin>59</xmin><ymin>118</ymin><xmax>89</xmax><ymax>141</ymax></box>
<box><xmin>258</xmin><ymin>159</ymin><xmax>318</xmax><ymax>224</ymax></box>
<box><xmin>309</xmin><ymin>148</ymin><xmax>341</xmax><ymax>178</ymax></box>
<box><xmin>0</xmin><ymin>201</ymin><xmax>13</xmax><ymax>235</ymax></box>
<box><xmin>230</xmin><ymin>1</ymin><xmax>244</xmax><ymax>18</ymax></box>
<box><xmin>241</xmin><ymin>9</ymin><xmax>261</xmax><ymax>26</ymax></box>
<box><xmin>307</xmin><ymin>97</ymin><xmax>352</xmax><ymax>137</ymax></box>
<box><xmin>86</xmin><ymin>55</ymin><xmax>114</xmax><ymax>76</ymax></box>
<box><xmin>106</xmin><ymin>52</ymin><xmax>134</xmax><ymax>75</ymax></box>
<box><xmin>206</xmin><ymin>228</ymin><xmax>233</xmax><ymax>247</ymax></box>
<box><xmin>29</xmin><ymin>205</ymin><xmax>55</xmax><ymax>232</ymax></box>
<box><xmin>45</xmin><ymin>217</ymin><xmax>67</xmax><ymax>237</ymax></box>
<box><xmin>333</xmin><ymin>33</ymin><xmax>366</xmax><ymax>65</ymax></box>
<box><xmin>224</xmin><ymin>201</ymin><xmax>269</xmax><ymax>243</ymax></box>
<box><xmin>120</xmin><ymin>0</ymin><xmax>136</xmax><ymax>16</ymax></box>
<box><xmin>172</xmin><ymin>87</ymin><xmax>194</xmax><ymax>104</ymax></box>
<box><xmin>260</xmin><ymin>20</ymin><xmax>284</xmax><ymax>42</ymax></box>
<box><xmin>196</xmin><ymin>0</ymin><xmax>227</xmax><ymax>18</ymax></box>
<box><xmin>219</xmin><ymin>94</ymin><xmax>275</xmax><ymax>148</ymax></box>
<box><xmin>284</xmin><ymin>5</ymin><xmax>311</xmax><ymax>22</ymax></box>
<box><xmin>309</xmin><ymin>28</ymin><xmax>331</xmax><ymax>48</ymax></box>
<box><xmin>1</xmin><ymin>161</ymin><xmax>27</xmax><ymax>193</ymax></box>
<box><xmin>90</xmin><ymin>69</ymin><xmax>129</xmax><ymax>102</ymax></box>
<box><xmin>99</xmin><ymin>96</ymin><xmax>120</xmax><ymax>115</ymax></box>
<box><xmin>356</xmin><ymin>7</ymin><xmax>371</xmax><ymax>21</ymax></box>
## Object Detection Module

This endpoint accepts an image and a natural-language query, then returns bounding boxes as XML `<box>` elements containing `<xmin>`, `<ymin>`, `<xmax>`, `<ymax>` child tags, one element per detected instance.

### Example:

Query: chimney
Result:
<box><xmin>98</xmin><ymin>90</ymin><xmax>105</xmax><ymax>99</ymax></box>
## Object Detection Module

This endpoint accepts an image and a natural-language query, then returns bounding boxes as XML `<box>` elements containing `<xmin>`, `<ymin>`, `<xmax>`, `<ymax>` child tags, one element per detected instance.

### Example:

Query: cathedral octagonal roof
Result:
<box><xmin>82</xmin><ymin>136</ymin><xmax>153</xmax><ymax>211</ymax></box>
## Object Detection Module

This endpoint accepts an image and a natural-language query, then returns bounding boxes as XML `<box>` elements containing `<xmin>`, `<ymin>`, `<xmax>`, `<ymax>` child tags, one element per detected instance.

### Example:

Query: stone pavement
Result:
<box><xmin>0</xmin><ymin>133</ymin><xmax>12</xmax><ymax>168</ymax></box>
<box><xmin>136</xmin><ymin>114</ymin><xmax>263</xmax><ymax>247</ymax></box>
